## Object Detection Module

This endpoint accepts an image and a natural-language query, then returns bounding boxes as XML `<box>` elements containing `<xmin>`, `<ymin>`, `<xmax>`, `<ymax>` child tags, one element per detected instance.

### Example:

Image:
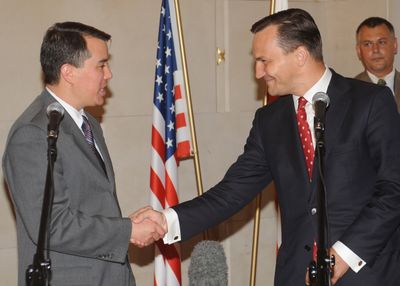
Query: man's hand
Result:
<box><xmin>130</xmin><ymin>206</ymin><xmax>167</xmax><ymax>232</ymax></box>
<box><xmin>129</xmin><ymin>206</ymin><xmax>167</xmax><ymax>247</ymax></box>
<box><xmin>330</xmin><ymin>247</ymin><xmax>349</xmax><ymax>285</ymax></box>
<box><xmin>305</xmin><ymin>248</ymin><xmax>350</xmax><ymax>285</ymax></box>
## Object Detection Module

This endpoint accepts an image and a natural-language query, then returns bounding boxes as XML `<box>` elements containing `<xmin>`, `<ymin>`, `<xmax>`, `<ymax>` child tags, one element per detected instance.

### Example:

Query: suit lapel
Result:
<box><xmin>276</xmin><ymin>96</ymin><xmax>314</xmax><ymax>194</ymax></box>
<box><xmin>324</xmin><ymin>71</ymin><xmax>352</xmax><ymax>154</ymax></box>
<box><xmin>394</xmin><ymin>70</ymin><xmax>400</xmax><ymax>112</ymax></box>
<box><xmin>87</xmin><ymin>115</ymin><xmax>115</xmax><ymax>182</ymax></box>
<box><xmin>63</xmin><ymin>113</ymin><xmax>110</xmax><ymax>180</ymax></box>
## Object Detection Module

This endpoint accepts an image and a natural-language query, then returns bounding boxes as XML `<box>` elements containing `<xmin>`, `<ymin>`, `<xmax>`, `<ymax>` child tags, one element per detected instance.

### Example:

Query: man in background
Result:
<box><xmin>2</xmin><ymin>22</ymin><xmax>164</xmax><ymax>286</ymax></box>
<box><xmin>355</xmin><ymin>17</ymin><xmax>400</xmax><ymax>111</ymax></box>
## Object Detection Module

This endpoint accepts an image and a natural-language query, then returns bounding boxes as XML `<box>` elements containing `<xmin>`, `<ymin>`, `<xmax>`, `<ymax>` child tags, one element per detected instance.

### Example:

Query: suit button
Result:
<box><xmin>311</xmin><ymin>208</ymin><xmax>317</xmax><ymax>215</ymax></box>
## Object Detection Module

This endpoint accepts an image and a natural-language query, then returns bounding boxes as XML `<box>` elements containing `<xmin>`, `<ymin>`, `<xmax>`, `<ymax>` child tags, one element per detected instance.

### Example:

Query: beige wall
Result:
<box><xmin>0</xmin><ymin>0</ymin><xmax>396</xmax><ymax>285</ymax></box>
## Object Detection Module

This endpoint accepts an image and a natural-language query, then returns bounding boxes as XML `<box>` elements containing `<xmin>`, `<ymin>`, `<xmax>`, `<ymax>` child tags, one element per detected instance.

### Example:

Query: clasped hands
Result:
<box><xmin>129</xmin><ymin>206</ymin><xmax>167</xmax><ymax>247</ymax></box>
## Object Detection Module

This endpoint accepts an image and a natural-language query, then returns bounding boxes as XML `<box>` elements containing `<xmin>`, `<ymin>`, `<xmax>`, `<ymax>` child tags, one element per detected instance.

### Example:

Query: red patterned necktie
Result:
<box><xmin>296</xmin><ymin>97</ymin><xmax>315</xmax><ymax>181</ymax></box>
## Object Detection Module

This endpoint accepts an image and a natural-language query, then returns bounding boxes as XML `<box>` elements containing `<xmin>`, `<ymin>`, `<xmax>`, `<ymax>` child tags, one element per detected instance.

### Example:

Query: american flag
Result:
<box><xmin>150</xmin><ymin>0</ymin><xmax>192</xmax><ymax>285</ymax></box>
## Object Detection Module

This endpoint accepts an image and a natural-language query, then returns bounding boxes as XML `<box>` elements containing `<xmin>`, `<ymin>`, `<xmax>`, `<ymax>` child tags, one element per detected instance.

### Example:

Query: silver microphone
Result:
<box><xmin>46</xmin><ymin>102</ymin><xmax>65</xmax><ymax>139</ymax></box>
<box><xmin>312</xmin><ymin>92</ymin><xmax>330</xmax><ymax>124</ymax></box>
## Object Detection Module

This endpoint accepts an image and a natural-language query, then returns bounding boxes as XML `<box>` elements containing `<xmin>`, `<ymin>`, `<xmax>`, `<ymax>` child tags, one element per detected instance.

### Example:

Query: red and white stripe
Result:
<box><xmin>150</xmin><ymin>1</ymin><xmax>192</xmax><ymax>285</ymax></box>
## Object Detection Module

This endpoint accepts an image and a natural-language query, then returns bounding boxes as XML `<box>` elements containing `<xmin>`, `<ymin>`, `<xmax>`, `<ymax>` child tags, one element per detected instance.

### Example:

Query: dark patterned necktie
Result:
<box><xmin>377</xmin><ymin>78</ymin><xmax>386</xmax><ymax>86</ymax></box>
<box><xmin>81</xmin><ymin>116</ymin><xmax>107</xmax><ymax>175</ymax></box>
<box><xmin>296</xmin><ymin>97</ymin><xmax>315</xmax><ymax>181</ymax></box>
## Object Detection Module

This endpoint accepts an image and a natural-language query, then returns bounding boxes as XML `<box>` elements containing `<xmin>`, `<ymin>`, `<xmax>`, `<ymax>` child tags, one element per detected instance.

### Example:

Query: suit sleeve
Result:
<box><xmin>173</xmin><ymin>109</ymin><xmax>273</xmax><ymax>241</ymax></box>
<box><xmin>339</xmin><ymin>89</ymin><xmax>400</xmax><ymax>264</ymax></box>
<box><xmin>2</xmin><ymin>123</ymin><xmax>131</xmax><ymax>263</ymax></box>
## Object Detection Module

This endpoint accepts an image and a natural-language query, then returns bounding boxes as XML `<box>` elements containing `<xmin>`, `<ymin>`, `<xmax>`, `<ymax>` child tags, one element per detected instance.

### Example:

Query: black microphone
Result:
<box><xmin>188</xmin><ymin>240</ymin><xmax>228</xmax><ymax>286</ymax></box>
<box><xmin>46</xmin><ymin>102</ymin><xmax>65</xmax><ymax>140</ymax></box>
<box><xmin>312</xmin><ymin>92</ymin><xmax>330</xmax><ymax>124</ymax></box>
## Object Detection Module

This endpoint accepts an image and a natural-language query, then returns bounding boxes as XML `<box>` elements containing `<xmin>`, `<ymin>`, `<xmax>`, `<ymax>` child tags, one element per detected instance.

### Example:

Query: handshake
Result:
<box><xmin>129</xmin><ymin>206</ymin><xmax>167</xmax><ymax>247</ymax></box>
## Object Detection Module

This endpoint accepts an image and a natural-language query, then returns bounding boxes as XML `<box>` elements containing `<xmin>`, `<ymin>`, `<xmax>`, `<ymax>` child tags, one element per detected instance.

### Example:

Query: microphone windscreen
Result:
<box><xmin>312</xmin><ymin>92</ymin><xmax>330</xmax><ymax>107</ymax></box>
<box><xmin>46</xmin><ymin>102</ymin><xmax>65</xmax><ymax>117</ymax></box>
<box><xmin>188</xmin><ymin>240</ymin><xmax>228</xmax><ymax>286</ymax></box>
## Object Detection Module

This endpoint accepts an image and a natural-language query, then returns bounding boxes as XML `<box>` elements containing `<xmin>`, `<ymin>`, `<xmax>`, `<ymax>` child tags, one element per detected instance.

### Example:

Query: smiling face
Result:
<box><xmin>70</xmin><ymin>36</ymin><xmax>112</xmax><ymax>110</ymax></box>
<box><xmin>252</xmin><ymin>25</ymin><xmax>299</xmax><ymax>96</ymax></box>
<box><xmin>356</xmin><ymin>24</ymin><xmax>398</xmax><ymax>78</ymax></box>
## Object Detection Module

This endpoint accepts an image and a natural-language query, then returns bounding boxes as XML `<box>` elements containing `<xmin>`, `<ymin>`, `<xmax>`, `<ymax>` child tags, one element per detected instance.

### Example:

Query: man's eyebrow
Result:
<box><xmin>255</xmin><ymin>56</ymin><xmax>268</xmax><ymax>61</ymax></box>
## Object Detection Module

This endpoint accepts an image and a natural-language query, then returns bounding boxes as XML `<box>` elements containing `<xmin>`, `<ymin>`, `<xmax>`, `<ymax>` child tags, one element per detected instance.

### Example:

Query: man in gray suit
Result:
<box><xmin>2</xmin><ymin>22</ymin><xmax>165</xmax><ymax>285</ymax></box>
<box><xmin>355</xmin><ymin>17</ymin><xmax>400</xmax><ymax>111</ymax></box>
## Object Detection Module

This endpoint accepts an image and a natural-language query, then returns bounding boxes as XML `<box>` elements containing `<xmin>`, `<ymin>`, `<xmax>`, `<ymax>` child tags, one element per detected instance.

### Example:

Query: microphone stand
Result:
<box><xmin>26</xmin><ymin>133</ymin><xmax>59</xmax><ymax>286</ymax></box>
<box><xmin>308</xmin><ymin>117</ymin><xmax>335</xmax><ymax>286</ymax></box>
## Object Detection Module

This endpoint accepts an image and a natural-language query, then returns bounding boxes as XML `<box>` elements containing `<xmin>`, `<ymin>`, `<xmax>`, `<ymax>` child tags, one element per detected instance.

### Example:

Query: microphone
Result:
<box><xmin>312</xmin><ymin>92</ymin><xmax>330</xmax><ymax>124</ymax></box>
<box><xmin>312</xmin><ymin>92</ymin><xmax>329</xmax><ymax>147</ymax></box>
<box><xmin>188</xmin><ymin>240</ymin><xmax>228</xmax><ymax>286</ymax></box>
<box><xmin>46</xmin><ymin>102</ymin><xmax>65</xmax><ymax>140</ymax></box>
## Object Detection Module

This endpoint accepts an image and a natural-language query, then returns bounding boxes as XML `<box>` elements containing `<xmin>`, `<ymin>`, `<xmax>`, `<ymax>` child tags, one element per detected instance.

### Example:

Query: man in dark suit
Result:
<box><xmin>2</xmin><ymin>22</ymin><xmax>164</xmax><ymax>286</ymax></box>
<box><xmin>355</xmin><ymin>17</ymin><xmax>400</xmax><ymax>111</ymax></box>
<box><xmin>133</xmin><ymin>9</ymin><xmax>400</xmax><ymax>285</ymax></box>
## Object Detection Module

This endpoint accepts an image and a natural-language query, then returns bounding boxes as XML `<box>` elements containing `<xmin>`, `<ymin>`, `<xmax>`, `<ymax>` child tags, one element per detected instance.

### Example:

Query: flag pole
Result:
<box><xmin>173</xmin><ymin>0</ymin><xmax>207</xmax><ymax>240</ymax></box>
<box><xmin>249</xmin><ymin>1</ymin><xmax>276</xmax><ymax>285</ymax></box>
<box><xmin>173</xmin><ymin>0</ymin><xmax>204</xmax><ymax>197</ymax></box>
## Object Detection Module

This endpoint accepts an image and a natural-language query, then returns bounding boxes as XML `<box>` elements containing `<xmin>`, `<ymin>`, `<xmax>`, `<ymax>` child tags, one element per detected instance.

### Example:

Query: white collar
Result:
<box><xmin>46</xmin><ymin>87</ymin><xmax>87</xmax><ymax>130</ymax></box>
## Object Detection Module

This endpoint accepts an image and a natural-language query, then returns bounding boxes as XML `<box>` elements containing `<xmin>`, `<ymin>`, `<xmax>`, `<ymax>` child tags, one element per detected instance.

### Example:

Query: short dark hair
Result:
<box><xmin>356</xmin><ymin>17</ymin><xmax>395</xmax><ymax>36</ymax></box>
<box><xmin>251</xmin><ymin>8</ymin><xmax>323</xmax><ymax>62</ymax></box>
<box><xmin>40</xmin><ymin>21</ymin><xmax>111</xmax><ymax>85</ymax></box>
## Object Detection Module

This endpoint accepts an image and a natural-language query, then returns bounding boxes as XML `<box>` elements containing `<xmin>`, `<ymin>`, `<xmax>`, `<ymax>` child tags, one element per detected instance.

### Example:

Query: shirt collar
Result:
<box><xmin>366</xmin><ymin>69</ymin><xmax>395</xmax><ymax>94</ymax></box>
<box><xmin>46</xmin><ymin>87</ymin><xmax>87</xmax><ymax>129</ymax></box>
<box><xmin>293</xmin><ymin>67</ymin><xmax>332</xmax><ymax>106</ymax></box>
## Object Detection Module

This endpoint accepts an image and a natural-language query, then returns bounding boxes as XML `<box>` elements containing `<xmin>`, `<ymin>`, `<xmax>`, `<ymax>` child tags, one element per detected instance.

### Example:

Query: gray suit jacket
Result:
<box><xmin>3</xmin><ymin>90</ymin><xmax>135</xmax><ymax>286</ymax></box>
<box><xmin>355</xmin><ymin>69</ymin><xmax>400</xmax><ymax>111</ymax></box>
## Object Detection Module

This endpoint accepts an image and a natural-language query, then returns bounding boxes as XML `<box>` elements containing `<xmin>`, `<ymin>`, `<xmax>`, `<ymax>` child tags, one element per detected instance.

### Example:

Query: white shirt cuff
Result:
<box><xmin>162</xmin><ymin>208</ymin><xmax>181</xmax><ymax>244</ymax></box>
<box><xmin>332</xmin><ymin>241</ymin><xmax>366</xmax><ymax>273</ymax></box>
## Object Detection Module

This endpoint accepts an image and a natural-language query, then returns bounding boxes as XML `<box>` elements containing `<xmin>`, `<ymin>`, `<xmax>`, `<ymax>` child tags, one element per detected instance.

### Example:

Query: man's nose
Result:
<box><xmin>371</xmin><ymin>42</ymin><xmax>380</xmax><ymax>53</ymax></box>
<box><xmin>255</xmin><ymin>63</ymin><xmax>265</xmax><ymax>79</ymax></box>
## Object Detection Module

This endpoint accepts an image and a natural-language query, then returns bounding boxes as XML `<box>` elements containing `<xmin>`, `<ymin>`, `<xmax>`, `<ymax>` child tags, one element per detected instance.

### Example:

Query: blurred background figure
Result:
<box><xmin>355</xmin><ymin>16</ymin><xmax>400</xmax><ymax>111</ymax></box>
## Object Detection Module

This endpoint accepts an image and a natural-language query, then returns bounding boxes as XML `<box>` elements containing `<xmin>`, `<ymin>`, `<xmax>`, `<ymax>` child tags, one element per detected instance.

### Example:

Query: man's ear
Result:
<box><xmin>60</xmin><ymin>63</ymin><xmax>75</xmax><ymax>84</ymax></box>
<box><xmin>356</xmin><ymin>44</ymin><xmax>362</xmax><ymax>61</ymax></box>
<box><xmin>295</xmin><ymin>46</ymin><xmax>309</xmax><ymax>67</ymax></box>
